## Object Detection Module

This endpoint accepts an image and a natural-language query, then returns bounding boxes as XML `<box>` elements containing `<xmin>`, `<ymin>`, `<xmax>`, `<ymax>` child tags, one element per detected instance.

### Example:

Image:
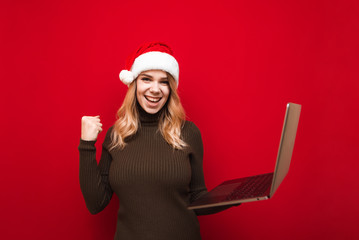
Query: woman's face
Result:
<box><xmin>136</xmin><ymin>70</ymin><xmax>170</xmax><ymax>114</ymax></box>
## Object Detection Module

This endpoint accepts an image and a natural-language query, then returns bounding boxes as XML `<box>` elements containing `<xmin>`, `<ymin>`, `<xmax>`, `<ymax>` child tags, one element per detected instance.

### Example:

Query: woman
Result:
<box><xmin>79</xmin><ymin>42</ymin><xmax>233</xmax><ymax>240</ymax></box>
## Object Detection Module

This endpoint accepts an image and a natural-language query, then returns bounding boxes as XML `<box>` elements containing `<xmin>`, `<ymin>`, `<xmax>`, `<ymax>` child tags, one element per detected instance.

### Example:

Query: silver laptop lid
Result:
<box><xmin>270</xmin><ymin>103</ymin><xmax>301</xmax><ymax>196</ymax></box>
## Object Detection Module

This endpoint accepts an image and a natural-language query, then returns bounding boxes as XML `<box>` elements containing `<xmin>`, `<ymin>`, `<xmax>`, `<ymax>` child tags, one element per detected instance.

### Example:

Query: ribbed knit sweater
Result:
<box><xmin>78</xmin><ymin>106</ymin><xmax>223</xmax><ymax>239</ymax></box>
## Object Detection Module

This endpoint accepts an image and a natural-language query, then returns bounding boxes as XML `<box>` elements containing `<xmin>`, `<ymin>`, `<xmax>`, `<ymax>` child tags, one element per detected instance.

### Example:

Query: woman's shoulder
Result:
<box><xmin>182</xmin><ymin>120</ymin><xmax>202</xmax><ymax>141</ymax></box>
<box><xmin>183</xmin><ymin>120</ymin><xmax>201</xmax><ymax>132</ymax></box>
<box><xmin>182</xmin><ymin>120</ymin><xmax>203</xmax><ymax>151</ymax></box>
<box><xmin>102</xmin><ymin>125</ymin><xmax>114</xmax><ymax>146</ymax></box>
<box><xmin>105</xmin><ymin>125</ymin><xmax>114</xmax><ymax>138</ymax></box>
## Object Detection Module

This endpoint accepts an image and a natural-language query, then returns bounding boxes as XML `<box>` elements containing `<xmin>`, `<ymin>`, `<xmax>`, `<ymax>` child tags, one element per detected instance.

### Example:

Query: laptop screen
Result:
<box><xmin>270</xmin><ymin>103</ymin><xmax>301</xmax><ymax>196</ymax></box>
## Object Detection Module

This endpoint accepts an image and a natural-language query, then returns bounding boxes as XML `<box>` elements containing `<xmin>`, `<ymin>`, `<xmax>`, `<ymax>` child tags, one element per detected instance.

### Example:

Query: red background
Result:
<box><xmin>1</xmin><ymin>0</ymin><xmax>358</xmax><ymax>239</ymax></box>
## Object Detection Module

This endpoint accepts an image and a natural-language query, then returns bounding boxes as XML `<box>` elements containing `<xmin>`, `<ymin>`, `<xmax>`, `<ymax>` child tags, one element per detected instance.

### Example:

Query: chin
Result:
<box><xmin>145</xmin><ymin>109</ymin><xmax>159</xmax><ymax>114</ymax></box>
<box><xmin>142</xmin><ymin>100</ymin><xmax>166</xmax><ymax>114</ymax></box>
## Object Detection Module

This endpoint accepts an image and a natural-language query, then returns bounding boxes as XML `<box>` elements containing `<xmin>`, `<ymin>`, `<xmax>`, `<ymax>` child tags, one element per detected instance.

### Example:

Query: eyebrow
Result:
<box><xmin>140</xmin><ymin>73</ymin><xmax>168</xmax><ymax>80</ymax></box>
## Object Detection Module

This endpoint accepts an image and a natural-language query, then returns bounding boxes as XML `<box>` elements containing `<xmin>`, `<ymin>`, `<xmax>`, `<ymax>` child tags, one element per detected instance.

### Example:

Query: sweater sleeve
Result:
<box><xmin>186</xmin><ymin>122</ymin><xmax>239</xmax><ymax>215</ymax></box>
<box><xmin>78</xmin><ymin>127</ymin><xmax>113</xmax><ymax>214</ymax></box>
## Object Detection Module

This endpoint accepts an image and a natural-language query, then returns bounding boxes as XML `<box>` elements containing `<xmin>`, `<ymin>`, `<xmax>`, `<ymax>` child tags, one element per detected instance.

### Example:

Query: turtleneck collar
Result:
<box><xmin>137</xmin><ymin>102</ymin><xmax>163</xmax><ymax>126</ymax></box>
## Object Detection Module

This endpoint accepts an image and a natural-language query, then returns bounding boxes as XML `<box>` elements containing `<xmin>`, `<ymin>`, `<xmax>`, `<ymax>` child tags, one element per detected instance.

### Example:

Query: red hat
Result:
<box><xmin>119</xmin><ymin>41</ymin><xmax>179</xmax><ymax>86</ymax></box>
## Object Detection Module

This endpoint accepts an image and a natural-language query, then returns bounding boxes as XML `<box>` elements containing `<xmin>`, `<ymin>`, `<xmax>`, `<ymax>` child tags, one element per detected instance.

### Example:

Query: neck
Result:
<box><xmin>137</xmin><ymin>102</ymin><xmax>163</xmax><ymax>126</ymax></box>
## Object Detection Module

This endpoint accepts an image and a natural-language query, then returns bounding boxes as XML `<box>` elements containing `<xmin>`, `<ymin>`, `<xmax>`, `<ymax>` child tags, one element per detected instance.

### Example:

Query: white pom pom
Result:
<box><xmin>119</xmin><ymin>70</ymin><xmax>135</xmax><ymax>85</ymax></box>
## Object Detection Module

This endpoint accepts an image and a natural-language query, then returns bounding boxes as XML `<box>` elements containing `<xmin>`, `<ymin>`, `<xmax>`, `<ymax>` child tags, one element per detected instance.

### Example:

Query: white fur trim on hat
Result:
<box><xmin>119</xmin><ymin>70</ymin><xmax>135</xmax><ymax>85</ymax></box>
<box><xmin>131</xmin><ymin>51</ymin><xmax>179</xmax><ymax>85</ymax></box>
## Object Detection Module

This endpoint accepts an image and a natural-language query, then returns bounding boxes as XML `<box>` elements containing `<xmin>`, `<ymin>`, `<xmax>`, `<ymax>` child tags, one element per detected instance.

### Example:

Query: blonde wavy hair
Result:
<box><xmin>110</xmin><ymin>73</ymin><xmax>187</xmax><ymax>150</ymax></box>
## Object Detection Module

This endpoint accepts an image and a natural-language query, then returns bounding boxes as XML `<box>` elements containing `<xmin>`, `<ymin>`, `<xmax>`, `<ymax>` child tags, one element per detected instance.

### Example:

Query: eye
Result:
<box><xmin>141</xmin><ymin>77</ymin><xmax>151</xmax><ymax>82</ymax></box>
<box><xmin>160</xmin><ymin>80</ymin><xmax>169</xmax><ymax>85</ymax></box>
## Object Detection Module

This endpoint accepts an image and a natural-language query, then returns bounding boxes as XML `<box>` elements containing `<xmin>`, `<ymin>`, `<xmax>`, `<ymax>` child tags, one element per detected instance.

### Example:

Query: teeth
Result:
<box><xmin>146</xmin><ymin>96</ymin><xmax>161</xmax><ymax>103</ymax></box>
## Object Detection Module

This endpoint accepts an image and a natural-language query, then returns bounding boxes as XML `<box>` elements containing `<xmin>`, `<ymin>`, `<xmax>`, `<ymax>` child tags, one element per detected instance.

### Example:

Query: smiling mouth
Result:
<box><xmin>145</xmin><ymin>95</ymin><xmax>162</xmax><ymax>103</ymax></box>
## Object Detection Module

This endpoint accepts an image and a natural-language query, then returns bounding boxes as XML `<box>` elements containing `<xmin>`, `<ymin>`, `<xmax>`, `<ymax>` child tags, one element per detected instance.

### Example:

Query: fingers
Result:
<box><xmin>95</xmin><ymin>122</ymin><xmax>103</xmax><ymax>131</ymax></box>
<box><xmin>86</xmin><ymin>116</ymin><xmax>101</xmax><ymax>121</ymax></box>
<box><xmin>82</xmin><ymin>115</ymin><xmax>100</xmax><ymax>119</ymax></box>
<box><xmin>81</xmin><ymin>115</ymin><xmax>104</xmax><ymax>141</ymax></box>
<box><xmin>82</xmin><ymin>116</ymin><xmax>102</xmax><ymax>123</ymax></box>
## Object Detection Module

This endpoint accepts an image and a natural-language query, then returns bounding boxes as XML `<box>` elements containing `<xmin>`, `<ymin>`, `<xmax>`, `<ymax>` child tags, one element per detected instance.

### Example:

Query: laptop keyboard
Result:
<box><xmin>225</xmin><ymin>173</ymin><xmax>273</xmax><ymax>201</ymax></box>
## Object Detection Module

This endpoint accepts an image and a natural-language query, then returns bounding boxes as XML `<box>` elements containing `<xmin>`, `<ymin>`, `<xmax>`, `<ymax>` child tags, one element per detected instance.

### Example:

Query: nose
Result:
<box><xmin>150</xmin><ymin>81</ymin><xmax>160</xmax><ymax>93</ymax></box>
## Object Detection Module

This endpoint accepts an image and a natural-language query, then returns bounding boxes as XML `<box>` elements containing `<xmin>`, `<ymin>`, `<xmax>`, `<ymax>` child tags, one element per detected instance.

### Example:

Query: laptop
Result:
<box><xmin>188</xmin><ymin>103</ymin><xmax>301</xmax><ymax>210</ymax></box>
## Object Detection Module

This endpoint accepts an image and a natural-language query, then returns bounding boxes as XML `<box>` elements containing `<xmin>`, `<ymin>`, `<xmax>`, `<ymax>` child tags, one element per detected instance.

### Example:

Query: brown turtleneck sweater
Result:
<box><xmin>79</xmin><ymin>106</ymin><xmax>228</xmax><ymax>239</ymax></box>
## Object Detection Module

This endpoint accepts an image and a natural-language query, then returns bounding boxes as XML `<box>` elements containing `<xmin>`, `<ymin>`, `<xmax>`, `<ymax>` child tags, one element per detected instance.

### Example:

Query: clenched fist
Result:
<box><xmin>81</xmin><ymin>116</ymin><xmax>103</xmax><ymax>141</ymax></box>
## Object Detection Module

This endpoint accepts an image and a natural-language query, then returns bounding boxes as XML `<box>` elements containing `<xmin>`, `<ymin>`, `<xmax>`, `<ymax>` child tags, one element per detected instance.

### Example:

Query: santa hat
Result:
<box><xmin>119</xmin><ymin>41</ymin><xmax>179</xmax><ymax>86</ymax></box>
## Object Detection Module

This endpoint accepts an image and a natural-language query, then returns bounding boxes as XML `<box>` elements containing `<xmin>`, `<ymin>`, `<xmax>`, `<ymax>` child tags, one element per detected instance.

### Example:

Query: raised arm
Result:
<box><xmin>78</xmin><ymin>116</ymin><xmax>113</xmax><ymax>214</ymax></box>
